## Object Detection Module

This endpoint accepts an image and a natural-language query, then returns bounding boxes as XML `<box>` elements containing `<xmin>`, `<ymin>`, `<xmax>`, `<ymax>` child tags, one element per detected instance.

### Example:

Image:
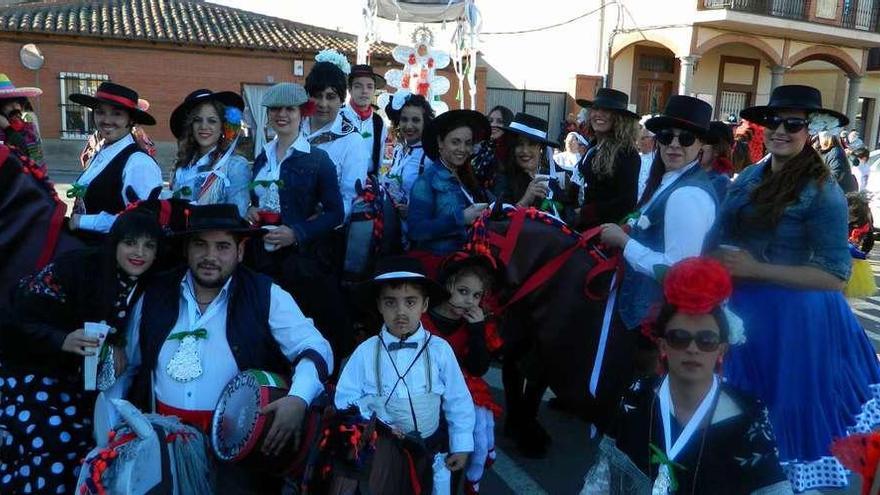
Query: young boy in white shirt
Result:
<box><xmin>334</xmin><ymin>256</ymin><xmax>475</xmax><ymax>494</ymax></box>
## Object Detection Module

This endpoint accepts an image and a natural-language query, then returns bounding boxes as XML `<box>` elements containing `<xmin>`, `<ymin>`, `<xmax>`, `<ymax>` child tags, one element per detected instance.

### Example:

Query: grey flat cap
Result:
<box><xmin>261</xmin><ymin>82</ymin><xmax>309</xmax><ymax>108</ymax></box>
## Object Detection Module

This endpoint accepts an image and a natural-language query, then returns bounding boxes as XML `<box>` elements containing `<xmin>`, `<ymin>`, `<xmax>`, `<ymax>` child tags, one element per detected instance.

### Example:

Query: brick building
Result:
<box><xmin>0</xmin><ymin>0</ymin><xmax>487</xmax><ymax>171</ymax></box>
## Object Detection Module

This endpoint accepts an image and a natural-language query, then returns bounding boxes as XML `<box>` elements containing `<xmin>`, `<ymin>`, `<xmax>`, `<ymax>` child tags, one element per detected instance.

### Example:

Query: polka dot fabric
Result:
<box><xmin>0</xmin><ymin>371</ymin><xmax>95</xmax><ymax>494</ymax></box>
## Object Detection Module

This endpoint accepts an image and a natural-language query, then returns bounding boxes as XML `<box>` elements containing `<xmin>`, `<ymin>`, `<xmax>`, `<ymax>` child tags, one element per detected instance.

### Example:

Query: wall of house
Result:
<box><xmin>0</xmin><ymin>36</ymin><xmax>486</xmax><ymax>172</ymax></box>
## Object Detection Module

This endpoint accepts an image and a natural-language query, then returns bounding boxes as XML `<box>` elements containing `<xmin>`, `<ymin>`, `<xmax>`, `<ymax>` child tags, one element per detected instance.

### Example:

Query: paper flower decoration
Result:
<box><xmin>315</xmin><ymin>48</ymin><xmax>351</xmax><ymax>75</ymax></box>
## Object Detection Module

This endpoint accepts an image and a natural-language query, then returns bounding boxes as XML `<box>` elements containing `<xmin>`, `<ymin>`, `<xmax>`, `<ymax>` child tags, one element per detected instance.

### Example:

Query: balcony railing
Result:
<box><xmin>703</xmin><ymin>0</ymin><xmax>880</xmax><ymax>32</ymax></box>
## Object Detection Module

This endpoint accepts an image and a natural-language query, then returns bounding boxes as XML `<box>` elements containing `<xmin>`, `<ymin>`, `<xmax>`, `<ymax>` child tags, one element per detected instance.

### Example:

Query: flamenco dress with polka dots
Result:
<box><xmin>0</xmin><ymin>247</ymin><xmax>142</xmax><ymax>494</ymax></box>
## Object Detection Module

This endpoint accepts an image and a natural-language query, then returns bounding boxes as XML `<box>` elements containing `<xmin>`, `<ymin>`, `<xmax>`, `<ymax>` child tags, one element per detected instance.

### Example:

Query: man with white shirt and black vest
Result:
<box><xmin>340</xmin><ymin>64</ymin><xmax>388</xmax><ymax>178</ymax></box>
<box><xmin>124</xmin><ymin>203</ymin><xmax>333</xmax><ymax>493</ymax></box>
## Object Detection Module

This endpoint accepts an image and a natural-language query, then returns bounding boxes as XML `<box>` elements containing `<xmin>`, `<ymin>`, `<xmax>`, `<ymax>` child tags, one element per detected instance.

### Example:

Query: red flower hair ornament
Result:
<box><xmin>663</xmin><ymin>257</ymin><xmax>732</xmax><ymax>315</ymax></box>
<box><xmin>661</xmin><ymin>257</ymin><xmax>746</xmax><ymax>345</ymax></box>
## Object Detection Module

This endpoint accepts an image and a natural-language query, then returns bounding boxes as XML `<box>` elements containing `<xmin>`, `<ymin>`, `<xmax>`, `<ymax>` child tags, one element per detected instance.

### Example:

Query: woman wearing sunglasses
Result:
<box><xmin>596</xmin><ymin>97</ymin><xmax>719</xmax><ymax>428</ymax></box>
<box><xmin>716</xmin><ymin>85</ymin><xmax>880</xmax><ymax>492</ymax></box>
<box><xmin>581</xmin><ymin>258</ymin><xmax>790</xmax><ymax>495</ymax></box>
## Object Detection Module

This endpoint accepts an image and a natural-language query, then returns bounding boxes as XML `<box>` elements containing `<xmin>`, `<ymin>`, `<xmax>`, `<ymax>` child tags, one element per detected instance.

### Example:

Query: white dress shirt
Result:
<box><xmin>302</xmin><ymin>113</ymin><xmax>370</xmax><ymax>220</ymax></box>
<box><xmin>637</xmin><ymin>151</ymin><xmax>655</xmax><ymax>202</ymax></box>
<box><xmin>75</xmin><ymin>133</ymin><xmax>163</xmax><ymax>233</ymax></box>
<box><xmin>252</xmin><ymin>134</ymin><xmax>311</xmax><ymax>207</ymax></box>
<box><xmin>172</xmin><ymin>148</ymin><xmax>251</xmax><ymax>217</ymax></box>
<box><xmin>341</xmin><ymin>103</ymin><xmax>388</xmax><ymax>173</ymax></box>
<box><xmin>380</xmin><ymin>141</ymin><xmax>425</xmax><ymax>204</ymax></box>
<box><xmin>623</xmin><ymin>162</ymin><xmax>716</xmax><ymax>278</ymax></box>
<box><xmin>123</xmin><ymin>271</ymin><xmax>333</xmax><ymax>411</ymax></box>
<box><xmin>334</xmin><ymin>325</ymin><xmax>475</xmax><ymax>453</ymax></box>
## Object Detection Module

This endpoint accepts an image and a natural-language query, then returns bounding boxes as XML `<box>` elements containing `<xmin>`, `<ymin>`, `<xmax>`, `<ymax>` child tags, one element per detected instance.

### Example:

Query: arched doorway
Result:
<box><xmin>611</xmin><ymin>41</ymin><xmax>679</xmax><ymax>115</ymax></box>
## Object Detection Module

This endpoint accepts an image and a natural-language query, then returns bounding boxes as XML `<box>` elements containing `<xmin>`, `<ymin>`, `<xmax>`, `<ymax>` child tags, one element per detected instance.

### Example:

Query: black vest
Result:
<box><xmin>130</xmin><ymin>266</ymin><xmax>292</xmax><ymax>409</ymax></box>
<box><xmin>83</xmin><ymin>143</ymin><xmax>146</xmax><ymax>214</ymax></box>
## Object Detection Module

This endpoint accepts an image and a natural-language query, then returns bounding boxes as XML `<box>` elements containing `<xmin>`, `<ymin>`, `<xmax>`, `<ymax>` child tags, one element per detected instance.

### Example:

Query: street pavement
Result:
<box><xmin>50</xmin><ymin>172</ymin><xmax>874</xmax><ymax>494</ymax></box>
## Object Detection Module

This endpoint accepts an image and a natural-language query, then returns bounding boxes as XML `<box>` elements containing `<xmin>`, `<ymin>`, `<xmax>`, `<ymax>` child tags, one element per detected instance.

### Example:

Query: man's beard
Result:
<box><xmin>192</xmin><ymin>264</ymin><xmax>232</xmax><ymax>289</ymax></box>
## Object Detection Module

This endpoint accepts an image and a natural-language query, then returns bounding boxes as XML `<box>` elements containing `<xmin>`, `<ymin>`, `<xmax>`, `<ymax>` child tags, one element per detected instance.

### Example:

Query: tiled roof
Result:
<box><xmin>0</xmin><ymin>0</ymin><xmax>393</xmax><ymax>57</ymax></box>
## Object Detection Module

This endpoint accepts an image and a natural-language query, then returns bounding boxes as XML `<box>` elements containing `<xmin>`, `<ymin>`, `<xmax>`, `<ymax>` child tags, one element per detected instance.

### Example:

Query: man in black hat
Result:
<box><xmin>122</xmin><ymin>204</ymin><xmax>333</xmax><ymax>493</ymax></box>
<box><xmin>341</xmin><ymin>64</ymin><xmax>388</xmax><ymax>176</ymax></box>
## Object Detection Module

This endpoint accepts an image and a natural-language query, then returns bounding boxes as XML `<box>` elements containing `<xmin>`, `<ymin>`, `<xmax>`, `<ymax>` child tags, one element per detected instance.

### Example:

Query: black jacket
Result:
<box><xmin>3</xmin><ymin>247</ymin><xmax>140</xmax><ymax>375</ymax></box>
<box><xmin>575</xmin><ymin>145</ymin><xmax>640</xmax><ymax>230</ymax></box>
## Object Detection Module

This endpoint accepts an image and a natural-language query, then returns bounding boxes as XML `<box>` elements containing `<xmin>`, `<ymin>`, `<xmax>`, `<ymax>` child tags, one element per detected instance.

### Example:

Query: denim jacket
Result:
<box><xmin>252</xmin><ymin>145</ymin><xmax>343</xmax><ymax>247</ymax></box>
<box><xmin>719</xmin><ymin>159</ymin><xmax>851</xmax><ymax>280</ymax></box>
<box><xmin>407</xmin><ymin>161</ymin><xmax>476</xmax><ymax>255</ymax></box>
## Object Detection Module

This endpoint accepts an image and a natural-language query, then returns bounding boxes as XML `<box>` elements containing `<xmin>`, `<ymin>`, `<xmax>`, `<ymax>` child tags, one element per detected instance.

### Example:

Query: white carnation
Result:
<box><xmin>808</xmin><ymin>112</ymin><xmax>842</xmax><ymax>135</ymax></box>
<box><xmin>315</xmin><ymin>48</ymin><xmax>351</xmax><ymax>75</ymax></box>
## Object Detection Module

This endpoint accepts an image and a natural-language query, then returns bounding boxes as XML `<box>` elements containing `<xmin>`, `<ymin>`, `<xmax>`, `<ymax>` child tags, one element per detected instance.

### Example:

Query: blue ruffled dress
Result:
<box><xmin>720</xmin><ymin>160</ymin><xmax>880</xmax><ymax>492</ymax></box>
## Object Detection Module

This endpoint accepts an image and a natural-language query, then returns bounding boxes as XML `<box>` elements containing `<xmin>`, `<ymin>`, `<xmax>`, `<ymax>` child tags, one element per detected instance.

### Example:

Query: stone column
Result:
<box><xmin>770</xmin><ymin>65</ymin><xmax>787</xmax><ymax>91</ymax></box>
<box><xmin>678</xmin><ymin>55</ymin><xmax>700</xmax><ymax>96</ymax></box>
<box><xmin>846</xmin><ymin>75</ymin><xmax>863</xmax><ymax>129</ymax></box>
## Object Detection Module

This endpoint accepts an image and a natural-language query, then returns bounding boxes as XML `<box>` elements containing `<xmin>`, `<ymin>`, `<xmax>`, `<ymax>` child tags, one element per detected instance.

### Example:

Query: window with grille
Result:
<box><xmin>638</xmin><ymin>54</ymin><xmax>674</xmax><ymax>74</ymax></box>
<box><xmin>59</xmin><ymin>72</ymin><xmax>109</xmax><ymax>139</ymax></box>
<box><xmin>718</xmin><ymin>91</ymin><xmax>749</xmax><ymax>122</ymax></box>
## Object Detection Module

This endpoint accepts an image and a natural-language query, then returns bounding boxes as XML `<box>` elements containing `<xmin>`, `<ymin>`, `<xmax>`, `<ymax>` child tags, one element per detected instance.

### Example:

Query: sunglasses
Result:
<box><xmin>664</xmin><ymin>329</ymin><xmax>722</xmax><ymax>352</ymax></box>
<box><xmin>763</xmin><ymin>116</ymin><xmax>808</xmax><ymax>133</ymax></box>
<box><xmin>656</xmin><ymin>130</ymin><xmax>697</xmax><ymax>147</ymax></box>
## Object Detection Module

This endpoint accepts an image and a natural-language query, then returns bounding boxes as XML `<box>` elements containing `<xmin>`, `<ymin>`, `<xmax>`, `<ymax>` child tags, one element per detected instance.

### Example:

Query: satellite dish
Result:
<box><xmin>20</xmin><ymin>44</ymin><xmax>44</xmax><ymax>71</ymax></box>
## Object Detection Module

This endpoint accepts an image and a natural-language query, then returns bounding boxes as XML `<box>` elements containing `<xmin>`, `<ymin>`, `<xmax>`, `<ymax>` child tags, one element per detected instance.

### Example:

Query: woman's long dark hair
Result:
<box><xmin>743</xmin><ymin>144</ymin><xmax>828</xmax><ymax>229</ymax></box>
<box><xmin>172</xmin><ymin>100</ymin><xmax>231</xmax><ymax>177</ymax></box>
<box><xmin>389</xmin><ymin>94</ymin><xmax>435</xmax><ymax>140</ymax></box>
<box><xmin>436</xmin><ymin>124</ymin><xmax>486</xmax><ymax>201</ymax></box>
<box><xmin>500</xmin><ymin>134</ymin><xmax>549</xmax><ymax>200</ymax></box>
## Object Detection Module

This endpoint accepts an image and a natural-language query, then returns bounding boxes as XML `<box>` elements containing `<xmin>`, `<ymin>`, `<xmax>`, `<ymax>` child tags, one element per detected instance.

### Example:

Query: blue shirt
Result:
<box><xmin>407</xmin><ymin>161</ymin><xmax>475</xmax><ymax>255</ymax></box>
<box><xmin>719</xmin><ymin>159</ymin><xmax>851</xmax><ymax>280</ymax></box>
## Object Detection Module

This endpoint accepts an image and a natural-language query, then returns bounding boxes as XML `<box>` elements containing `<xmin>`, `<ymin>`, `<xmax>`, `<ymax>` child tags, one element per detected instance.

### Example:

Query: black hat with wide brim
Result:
<box><xmin>172</xmin><ymin>203</ymin><xmax>262</xmax><ymax>237</ymax></box>
<box><xmin>69</xmin><ymin>82</ymin><xmax>156</xmax><ymax>126</ymax></box>
<box><xmin>500</xmin><ymin>112</ymin><xmax>561</xmax><ymax>148</ymax></box>
<box><xmin>423</xmin><ymin>110</ymin><xmax>490</xmax><ymax>161</ymax></box>
<box><xmin>356</xmin><ymin>256</ymin><xmax>449</xmax><ymax>310</ymax></box>
<box><xmin>590</xmin><ymin>88</ymin><xmax>640</xmax><ymax>120</ymax></box>
<box><xmin>706</xmin><ymin>120</ymin><xmax>734</xmax><ymax>145</ymax></box>
<box><xmin>169</xmin><ymin>89</ymin><xmax>244</xmax><ymax>139</ymax></box>
<box><xmin>576</xmin><ymin>98</ymin><xmax>593</xmax><ymax>108</ymax></box>
<box><xmin>645</xmin><ymin>95</ymin><xmax>713</xmax><ymax>139</ymax></box>
<box><xmin>348</xmin><ymin>64</ymin><xmax>386</xmax><ymax>90</ymax></box>
<box><xmin>740</xmin><ymin>84</ymin><xmax>849</xmax><ymax>130</ymax></box>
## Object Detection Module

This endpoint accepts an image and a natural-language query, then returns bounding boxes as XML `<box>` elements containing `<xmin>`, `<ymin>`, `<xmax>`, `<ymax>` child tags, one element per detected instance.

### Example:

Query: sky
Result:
<box><xmin>213</xmin><ymin>0</ymin><xmax>606</xmax><ymax>92</ymax></box>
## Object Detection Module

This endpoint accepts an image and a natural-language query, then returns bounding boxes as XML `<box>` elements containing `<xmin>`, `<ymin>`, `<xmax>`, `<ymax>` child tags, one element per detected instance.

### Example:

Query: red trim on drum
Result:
<box><xmin>236</xmin><ymin>386</ymin><xmax>271</xmax><ymax>461</ymax></box>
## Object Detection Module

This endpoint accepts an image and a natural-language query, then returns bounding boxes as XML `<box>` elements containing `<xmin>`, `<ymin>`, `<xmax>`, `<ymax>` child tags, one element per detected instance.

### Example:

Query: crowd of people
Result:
<box><xmin>0</xmin><ymin>45</ymin><xmax>879</xmax><ymax>495</ymax></box>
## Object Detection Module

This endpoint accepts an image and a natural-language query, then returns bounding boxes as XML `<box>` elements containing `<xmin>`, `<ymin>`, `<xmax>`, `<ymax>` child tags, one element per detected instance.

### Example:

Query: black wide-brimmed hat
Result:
<box><xmin>576</xmin><ymin>98</ymin><xmax>593</xmax><ymax>108</ymax></box>
<box><xmin>645</xmin><ymin>95</ymin><xmax>713</xmax><ymax>139</ymax></box>
<box><xmin>356</xmin><ymin>256</ymin><xmax>449</xmax><ymax>307</ymax></box>
<box><xmin>423</xmin><ymin>110</ymin><xmax>490</xmax><ymax>161</ymax></box>
<box><xmin>501</xmin><ymin>112</ymin><xmax>560</xmax><ymax>148</ymax></box>
<box><xmin>706</xmin><ymin>120</ymin><xmax>734</xmax><ymax>145</ymax></box>
<box><xmin>740</xmin><ymin>85</ymin><xmax>849</xmax><ymax>130</ymax></box>
<box><xmin>170</xmin><ymin>89</ymin><xmax>244</xmax><ymax>139</ymax></box>
<box><xmin>69</xmin><ymin>82</ymin><xmax>156</xmax><ymax>126</ymax></box>
<box><xmin>589</xmin><ymin>88</ymin><xmax>639</xmax><ymax>120</ymax></box>
<box><xmin>348</xmin><ymin>64</ymin><xmax>386</xmax><ymax>89</ymax></box>
<box><xmin>175</xmin><ymin>204</ymin><xmax>262</xmax><ymax>237</ymax></box>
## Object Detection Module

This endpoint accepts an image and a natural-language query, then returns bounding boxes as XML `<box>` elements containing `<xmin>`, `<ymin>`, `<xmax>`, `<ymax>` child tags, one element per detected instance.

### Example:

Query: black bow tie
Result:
<box><xmin>388</xmin><ymin>341</ymin><xmax>418</xmax><ymax>351</ymax></box>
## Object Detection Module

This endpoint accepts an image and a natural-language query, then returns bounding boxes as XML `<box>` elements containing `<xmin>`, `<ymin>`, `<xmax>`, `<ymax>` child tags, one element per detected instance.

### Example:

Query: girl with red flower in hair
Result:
<box><xmin>699</xmin><ymin>121</ymin><xmax>736</xmax><ymax>202</ymax></box>
<box><xmin>423</xmin><ymin>252</ymin><xmax>504</xmax><ymax>494</ymax></box>
<box><xmin>581</xmin><ymin>258</ymin><xmax>791</xmax><ymax>495</ymax></box>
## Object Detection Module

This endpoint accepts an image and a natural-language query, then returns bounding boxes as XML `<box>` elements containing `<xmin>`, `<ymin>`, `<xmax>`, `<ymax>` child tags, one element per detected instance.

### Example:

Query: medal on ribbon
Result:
<box><xmin>165</xmin><ymin>328</ymin><xmax>208</xmax><ymax>382</ymax></box>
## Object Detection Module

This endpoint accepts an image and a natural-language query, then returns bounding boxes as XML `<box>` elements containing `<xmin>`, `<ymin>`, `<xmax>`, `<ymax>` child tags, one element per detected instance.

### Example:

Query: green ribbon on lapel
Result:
<box><xmin>66</xmin><ymin>183</ymin><xmax>88</xmax><ymax>199</ymax></box>
<box><xmin>249</xmin><ymin>179</ymin><xmax>285</xmax><ymax>190</ymax></box>
<box><xmin>172</xmin><ymin>186</ymin><xmax>192</xmax><ymax>199</ymax></box>
<box><xmin>619</xmin><ymin>209</ymin><xmax>641</xmax><ymax>226</ymax></box>
<box><xmin>649</xmin><ymin>442</ymin><xmax>686</xmax><ymax>492</ymax></box>
<box><xmin>167</xmin><ymin>328</ymin><xmax>208</xmax><ymax>341</ymax></box>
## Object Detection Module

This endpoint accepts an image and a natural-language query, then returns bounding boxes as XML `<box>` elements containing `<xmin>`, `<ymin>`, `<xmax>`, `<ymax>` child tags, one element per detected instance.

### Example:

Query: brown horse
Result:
<box><xmin>469</xmin><ymin>202</ymin><xmax>618</xmax><ymax>453</ymax></box>
<box><xmin>0</xmin><ymin>145</ymin><xmax>84</xmax><ymax>307</ymax></box>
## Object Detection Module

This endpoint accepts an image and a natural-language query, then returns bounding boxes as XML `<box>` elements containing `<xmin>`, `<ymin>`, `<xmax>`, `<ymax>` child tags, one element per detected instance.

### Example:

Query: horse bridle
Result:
<box><xmin>469</xmin><ymin>207</ymin><xmax>622</xmax><ymax>311</ymax></box>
